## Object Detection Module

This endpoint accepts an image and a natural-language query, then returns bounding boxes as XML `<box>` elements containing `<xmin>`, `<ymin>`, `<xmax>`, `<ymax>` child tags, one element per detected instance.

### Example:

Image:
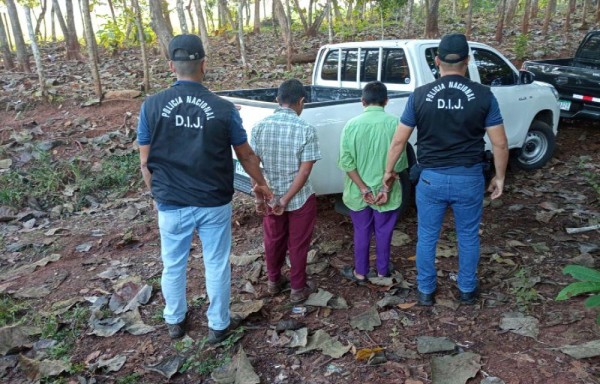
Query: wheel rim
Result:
<box><xmin>519</xmin><ymin>130</ymin><xmax>548</xmax><ymax>165</ymax></box>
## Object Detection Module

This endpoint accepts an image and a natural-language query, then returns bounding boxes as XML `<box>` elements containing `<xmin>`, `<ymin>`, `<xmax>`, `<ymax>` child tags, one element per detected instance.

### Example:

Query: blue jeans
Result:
<box><xmin>158</xmin><ymin>203</ymin><xmax>232</xmax><ymax>331</ymax></box>
<box><xmin>415</xmin><ymin>169</ymin><xmax>484</xmax><ymax>294</ymax></box>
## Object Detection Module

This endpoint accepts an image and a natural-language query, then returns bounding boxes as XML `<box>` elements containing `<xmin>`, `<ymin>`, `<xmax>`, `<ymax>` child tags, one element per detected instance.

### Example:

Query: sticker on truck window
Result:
<box><xmin>559</xmin><ymin>99</ymin><xmax>571</xmax><ymax>111</ymax></box>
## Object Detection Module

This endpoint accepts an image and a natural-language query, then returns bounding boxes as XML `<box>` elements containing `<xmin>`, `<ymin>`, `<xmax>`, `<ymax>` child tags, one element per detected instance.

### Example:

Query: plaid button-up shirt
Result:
<box><xmin>250</xmin><ymin>107</ymin><xmax>322</xmax><ymax>211</ymax></box>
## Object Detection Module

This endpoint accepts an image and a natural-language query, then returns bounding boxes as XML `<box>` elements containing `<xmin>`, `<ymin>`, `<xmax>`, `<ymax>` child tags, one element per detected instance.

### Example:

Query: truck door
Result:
<box><xmin>471</xmin><ymin>47</ymin><xmax>530</xmax><ymax>148</ymax></box>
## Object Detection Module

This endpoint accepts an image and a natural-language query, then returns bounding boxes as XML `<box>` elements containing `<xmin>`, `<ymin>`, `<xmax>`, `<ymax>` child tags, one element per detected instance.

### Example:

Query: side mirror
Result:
<box><xmin>518</xmin><ymin>70</ymin><xmax>535</xmax><ymax>85</ymax></box>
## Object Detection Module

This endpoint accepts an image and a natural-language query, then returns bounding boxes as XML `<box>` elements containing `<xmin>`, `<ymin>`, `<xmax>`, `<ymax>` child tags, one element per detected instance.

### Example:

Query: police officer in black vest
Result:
<box><xmin>137</xmin><ymin>34</ymin><xmax>272</xmax><ymax>342</ymax></box>
<box><xmin>383</xmin><ymin>33</ymin><xmax>509</xmax><ymax>306</ymax></box>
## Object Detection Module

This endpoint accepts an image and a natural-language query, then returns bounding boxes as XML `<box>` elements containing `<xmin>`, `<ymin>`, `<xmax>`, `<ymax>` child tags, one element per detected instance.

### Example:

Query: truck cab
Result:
<box><xmin>312</xmin><ymin>40</ymin><xmax>560</xmax><ymax>170</ymax></box>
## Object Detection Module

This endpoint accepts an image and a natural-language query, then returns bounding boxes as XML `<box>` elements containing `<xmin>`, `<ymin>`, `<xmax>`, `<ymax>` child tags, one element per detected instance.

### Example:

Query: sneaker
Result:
<box><xmin>417</xmin><ymin>290</ymin><xmax>435</xmax><ymax>306</ymax></box>
<box><xmin>207</xmin><ymin>316</ymin><xmax>243</xmax><ymax>345</ymax></box>
<box><xmin>166</xmin><ymin>315</ymin><xmax>187</xmax><ymax>339</ymax></box>
<box><xmin>290</xmin><ymin>280</ymin><xmax>317</xmax><ymax>304</ymax></box>
<box><xmin>459</xmin><ymin>288</ymin><xmax>479</xmax><ymax>305</ymax></box>
<box><xmin>267</xmin><ymin>276</ymin><xmax>289</xmax><ymax>295</ymax></box>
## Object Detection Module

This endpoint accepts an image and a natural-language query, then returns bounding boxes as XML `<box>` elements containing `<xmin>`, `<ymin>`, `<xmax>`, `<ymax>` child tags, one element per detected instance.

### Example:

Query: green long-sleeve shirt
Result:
<box><xmin>337</xmin><ymin>106</ymin><xmax>408</xmax><ymax>212</ymax></box>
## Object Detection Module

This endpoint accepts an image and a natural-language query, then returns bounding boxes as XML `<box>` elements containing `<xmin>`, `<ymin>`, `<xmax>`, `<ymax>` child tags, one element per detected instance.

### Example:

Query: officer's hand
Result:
<box><xmin>487</xmin><ymin>176</ymin><xmax>505</xmax><ymax>200</ymax></box>
<box><xmin>253</xmin><ymin>185</ymin><xmax>273</xmax><ymax>202</ymax></box>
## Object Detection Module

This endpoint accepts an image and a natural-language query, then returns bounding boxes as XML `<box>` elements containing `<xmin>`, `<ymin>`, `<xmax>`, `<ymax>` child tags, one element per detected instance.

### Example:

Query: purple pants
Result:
<box><xmin>349</xmin><ymin>207</ymin><xmax>398</xmax><ymax>276</ymax></box>
<box><xmin>263</xmin><ymin>194</ymin><xmax>317</xmax><ymax>290</ymax></box>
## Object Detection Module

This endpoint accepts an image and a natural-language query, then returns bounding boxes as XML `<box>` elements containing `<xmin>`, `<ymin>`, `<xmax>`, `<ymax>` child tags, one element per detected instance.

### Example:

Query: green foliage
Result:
<box><xmin>556</xmin><ymin>265</ymin><xmax>600</xmax><ymax>324</ymax></box>
<box><xmin>177</xmin><ymin>328</ymin><xmax>242</xmax><ymax>375</ymax></box>
<box><xmin>0</xmin><ymin>295</ymin><xmax>29</xmax><ymax>327</ymax></box>
<box><xmin>0</xmin><ymin>152</ymin><xmax>141</xmax><ymax>210</ymax></box>
<box><xmin>116</xmin><ymin>373</ymin><xmax>141</xmax><ymax>384</ymax></box>
<box><xmin>514</xmin><ymin>33</ymin><xmax>529</xmax><ymax>61</ymax></box>
<box><xmin>97</xmin><ymin>19</ymin><xmax>126</xmax><ymax>51</ymax></box>
<box><xmin>509</xmin><ymin>267</ymin><xmax>541</xmax><ymax>312</ymax></box>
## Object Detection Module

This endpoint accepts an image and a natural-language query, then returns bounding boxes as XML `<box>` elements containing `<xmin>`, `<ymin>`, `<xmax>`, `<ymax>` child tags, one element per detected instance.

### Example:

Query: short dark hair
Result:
<box><xmin>277</xmin><ymin>79</ymin><xmax>306</xmax><ymax>105</ymax></box>
<box><xmin>362</xmin><ymin>81</ymin><xmax>388</xmax><ymax>106</ymax></box>
<box><xmin>172</xmin><ymin>49</ymin><xmax>204</xmax><ymax>76</ymax></box>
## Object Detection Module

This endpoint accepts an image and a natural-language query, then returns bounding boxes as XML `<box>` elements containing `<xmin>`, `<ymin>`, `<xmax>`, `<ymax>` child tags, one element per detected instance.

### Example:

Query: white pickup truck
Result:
<box><xmin>218</xmin><ymin>39</ymin><xmax>560</xmax><ymax>210</ymax></box>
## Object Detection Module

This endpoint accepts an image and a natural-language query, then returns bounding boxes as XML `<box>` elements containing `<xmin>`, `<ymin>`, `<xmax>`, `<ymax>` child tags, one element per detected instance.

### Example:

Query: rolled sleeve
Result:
<box><xmin>230</xmin><ymin>108</ymin><xmax>248</xmax><ymax>146</ymax></box>
<box><xmin>137</xmin><ymin>104</ymin><xmax>151</xmax><ymax>145</ymax></box>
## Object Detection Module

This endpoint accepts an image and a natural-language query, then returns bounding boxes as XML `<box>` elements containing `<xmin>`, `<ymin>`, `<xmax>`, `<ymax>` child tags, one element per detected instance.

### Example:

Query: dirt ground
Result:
<box><xmin>1</xmin><ymin>30</ymin><xmax>600</xmax><ymax>384</ymax></box>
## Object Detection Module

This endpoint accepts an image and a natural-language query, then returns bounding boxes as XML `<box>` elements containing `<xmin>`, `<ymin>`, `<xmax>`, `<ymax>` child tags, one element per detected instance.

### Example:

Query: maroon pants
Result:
<box><xmin>263</xmin><ymin>194</ymin><xmax>317</xmax><ymax>290</ymax></box>
<box><xmin>349</xmin><ymin>207</ymin><xmax>398</xmax><ymax>276</ymax></box>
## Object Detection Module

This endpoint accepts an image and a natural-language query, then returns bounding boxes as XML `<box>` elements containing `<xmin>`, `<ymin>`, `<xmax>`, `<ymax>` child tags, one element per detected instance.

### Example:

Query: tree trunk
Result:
<box><xmin>465</xmin><ymin>0</ymin><xmax>473</xmax><ymax>38</ymax></box>
<box><xmin>237</xmin><ymin>1</ymin><xmax>247</xmax><ymax>68</ymax></box>
<box><xmin>193</xmin><ymin>0</ymin><xmax>210</xmax><ymax>55</ymax></box>
<box><xmin>177</xmin><ymin>0</ymin><xmax>189</xmax><ymax>33</ymax></box>
<box><xmin>306</xmin><ymin>2</ymin><xmax>328</xmax><ymax>37</ymax></box>
<box><xmin>521</xmin><ymin>0</ymin><xmax>531</xmax><ymax>34</ymax></box>
<box><xmin>107</xmin><ymin>0</ymin><xmax>117</xmax><ymax>23</ymax></box>
<box><xmin>80</xmin><ymin>0</ymin><xmax>102</xmax><ymax>100</ymax></box>
<box><xmin>331</xmin><ymin>0</ymin><xmax>342</xmax><ymax>21</ymax></box>
<box><xmin>24</xmin><ymin>5</ymin><xmax>46</xmax><ymax>96</ymax></box>
<box><xmin>495</xmin><ymin>0</ymin><xmax>506</xmax><ymax>43</ymax></box>
<box><xmin>34</xmin><ymin>0</ymin><xmax>47</xmax><ymax>38</ymax></box>
<box><xmin>308</xmin><ymin>0</ymin><xmax>314</xmax><ymax>25</ymax></box>
<box><xmin>2</xmin><ymin>14</ymin><xmax>13</xmax><ymax>50</ymax></box>
<box><xmin>4</xmin><ymin>0</ymin><xmax>31</xmax><ymax>72</ymax></box>
<box><xmin>65</xmin><ymin>0</ymin><xmax>82</xmax><ymax>58</ymax></box>
<box><xmin>596</xmin><ymin>0</ymin><xmax>600</xmax><ymax>22</ymax></box>
<box><xmin>504</xmin><ymin>0</ymin><xmax>518</xmax><ymax>25</ymax></box>
<box><xmin>274</xmin><ymin>0</ymin><xmax>292</xmax><ymax>70</ymax></box>
<box><xmin>405</xmin><ymin>0</ymin><xmax>414</xmax><ymax>36</ymax></box>
<box><xmin>149</xmin><ymin>0</ymin><xmax>173</xmax><ymax>58</ymax></box>
<box><xmin>565</xmin><ymin>0</ymin><xmax>574</xmax><ymax>31</ymax></box>
<box><xmin>0</xmin><ymin>15</ymin><xmax>15</xmax><ymax>70</ymax></box>
<box><xmin>132</xmin><ymin>0</ymin><xmax>150</xmax><ymax>92</ymax></box>
<box><xmin>253</xmin><ymin>0</ymin><xmax>260</xmax><ymax>33</ymax></box>
<box><xmin>327</xmin><ymin>0</ymin><xmax>332</xmax><ymax>43</ymax></box>
<box><xmin>542</xmin><ymin>0</ymin><xmax>555</xmax><ymax>35</ymax></box>
<box><xmin>582</xmin><ymin>0</ymin><xmax>590</xmax><ymax>28</ymax></box>
<box><xmin>292</xmin><ymin>0</ymin><xmax>309</xmax><ymax>33</ymax></box>
<box><xmin>50</xmin><ymin>5</ymin><xmax>56</xmax><ymax>42</ymax></box>
<box><xmin>161</xmin><ymin>1</ymin><xmax>175</xmax><ymax>34</ymax></box>
<box><xmin>219</xmin><ymin>0</ymin><xmax>236</xmax><ymax>30</ymax></box>
<box><xmin>531</xmin><ymin>0</ymin><xmax>539</xmax><ymax>19</ymax></box>
<box><xmin>424</xmin><ymin>0</ymin><xmax>440</xmax><ymax>38</ymax></box>
<box><xmin>186</xmin><ymin>0</ymin><xmax>196</xmax><ymax>33</ymax></box>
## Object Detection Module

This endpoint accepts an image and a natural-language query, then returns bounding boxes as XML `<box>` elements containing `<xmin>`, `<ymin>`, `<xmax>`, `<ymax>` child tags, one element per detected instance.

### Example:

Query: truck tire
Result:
<box><xmin>333</xmin><ymin>169</ymin><xmax>412</xmax><ymax>219</ymax></box>
<box><xmin>511</xmin><ymin>121</ymin><xmax>556</xmax><ymax>170</ymax></box>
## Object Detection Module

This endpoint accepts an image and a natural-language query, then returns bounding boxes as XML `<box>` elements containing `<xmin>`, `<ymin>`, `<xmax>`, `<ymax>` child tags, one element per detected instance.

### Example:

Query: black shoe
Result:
<box><xmin>166</xmin><ymin>315</ymin><xmax>187</xmax><ymax>339</ymax></box>
<box><xmin>207</xmin><ymin>316</ymin><xmax>242</xmax><ymax>345</ymax></box>
<box><xmin>459</xmin><ymin>288</ymin><xmax>479</xmax><ymax>305</ymax></box>
<box><xmin>340</xmin><ymin>266</ymin><xmax>367</xmax><ymax>285</ymax></box>
<box><xmin>417</xmin><ymin>290</ymin><xmax>435</xmax><ymax>306</ymax></box>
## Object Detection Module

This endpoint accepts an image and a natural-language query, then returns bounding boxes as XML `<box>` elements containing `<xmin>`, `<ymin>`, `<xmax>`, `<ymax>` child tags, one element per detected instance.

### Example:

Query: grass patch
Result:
<box><xmin>0</xmin><ymin>151</ymin><xmax>141</xmax><ymax>210</ymax></box>
<box><xmin>0</xmin><ymin>295</ymin><xmax>29</xmax><ymax>326</ymax></box>
<box><xmin>510</xmin><ymin>268</ymin><xmax>542</xmax><ymax>312</ymax></box>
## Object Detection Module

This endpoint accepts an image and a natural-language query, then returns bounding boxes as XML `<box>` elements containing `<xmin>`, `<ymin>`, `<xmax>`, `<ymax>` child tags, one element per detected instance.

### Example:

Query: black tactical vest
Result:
<box><xmin>143</xmin><ymin>81</ymin><xmax>235</xmax><ymax>207</ymax></box>
<box><xmin>413</xmin><ymin>74</ymin><xmax>493</xmax><ymax>168</ymax></box>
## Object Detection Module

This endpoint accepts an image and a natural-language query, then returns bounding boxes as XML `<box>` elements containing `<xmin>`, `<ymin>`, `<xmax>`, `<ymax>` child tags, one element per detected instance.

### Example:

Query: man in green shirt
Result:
<box><xmin>338</xmin><ymin>81</ymin><xmax>408</xmax><ymax>282</ymax></box>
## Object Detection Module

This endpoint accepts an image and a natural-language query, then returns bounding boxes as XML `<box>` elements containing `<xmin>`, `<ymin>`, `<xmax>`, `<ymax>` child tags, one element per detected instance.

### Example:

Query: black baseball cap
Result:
<box><xmin>438</xmin><ymin>33</ymin><xmax>469</xmax><ymax>63</ymax></box>
<box><xmin>168</xmin><ymin>34</ymin><xmax>205</xmax><ymax>61</ymax></box>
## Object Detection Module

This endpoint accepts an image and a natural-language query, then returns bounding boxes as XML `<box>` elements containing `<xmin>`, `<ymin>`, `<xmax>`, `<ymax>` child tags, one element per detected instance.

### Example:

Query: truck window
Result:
<box><xmin>321</xmin><ymin>50</ymin><xmax>340</xmax><ymax>81</ymax></box>
<box><xmin>382</xmin><ymin>49</ymin><xmax>410</xmax><ymax>84</ymax></box>
<box><xmin>342</xmin><ymin>49</ymin><xmax>359</xmax><ymax>81</ymax></box>
<box><xmin>362</xmin><ymin>49</ymin><xmax>379</xmax><ymax>82</ymax></box>
<box><xmin>425</xmin><ymin>47</ymin><xmax>471</xmax><ymax>79</ymax></box>
<box><xmin>577</xmin><ymin>33</ymin><xmax>600</xmax><ymax>61</ymax></box>
<box><xmin>472</xmin><ymin>49</ymin><xmax>517</xmax><ymax>86</ymax></box>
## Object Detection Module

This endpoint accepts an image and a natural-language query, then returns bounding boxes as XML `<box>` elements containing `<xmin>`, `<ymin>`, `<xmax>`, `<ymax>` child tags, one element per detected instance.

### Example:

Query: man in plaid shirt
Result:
<box><xmin>251</xmin><ymin>79</ymin><xmax>322</xmax><ymax>304</ymax></box>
